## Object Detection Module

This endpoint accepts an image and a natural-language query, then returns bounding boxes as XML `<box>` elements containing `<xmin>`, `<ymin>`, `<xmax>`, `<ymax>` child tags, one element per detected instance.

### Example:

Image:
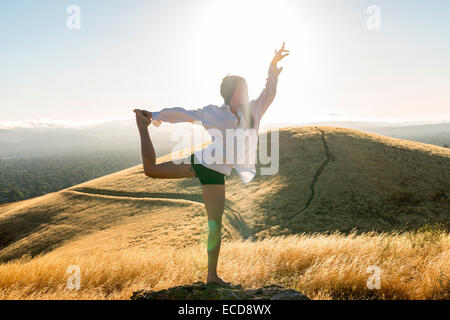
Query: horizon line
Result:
<box><xmin>1</xmin><ymin>116</ymin><xmax>450</xmax><ymax>130</ymax></box>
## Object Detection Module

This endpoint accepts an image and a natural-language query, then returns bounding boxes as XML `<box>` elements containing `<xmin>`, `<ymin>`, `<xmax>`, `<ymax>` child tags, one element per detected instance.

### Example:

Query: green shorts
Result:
<box><xmin>190</xmin><ymin>154</ymin><xmax>225</xmax><ymax>185</ymax></box>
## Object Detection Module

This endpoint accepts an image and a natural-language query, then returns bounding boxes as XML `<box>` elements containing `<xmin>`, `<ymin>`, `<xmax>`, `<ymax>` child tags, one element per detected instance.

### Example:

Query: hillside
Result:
<box><xmin>0</xmin><ymin>126</ymin><xmax>449</xmax><ymax>263</ymax></box>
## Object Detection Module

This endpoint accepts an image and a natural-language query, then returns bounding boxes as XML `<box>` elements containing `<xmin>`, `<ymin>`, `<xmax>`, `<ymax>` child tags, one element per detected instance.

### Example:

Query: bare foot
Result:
<box><xmin>134</xmin><ymin>109</ymin><xmax>151</xmax><ymax>128</ymax></box>
<box><xmin>207</xmin><ymin>275</ymin><xmax>233</xmax><ymax>288</ymax></box>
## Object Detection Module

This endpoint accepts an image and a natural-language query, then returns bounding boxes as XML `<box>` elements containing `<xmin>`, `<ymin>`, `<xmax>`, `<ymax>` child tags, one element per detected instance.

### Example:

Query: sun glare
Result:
<box><xmin>188</xmin><ymin>0</ymin><xmax>321</xmax><ymax>123</ymax></box>
<box><xmin>192</xmin><ymin>0</ymin><xmax>308</xmax><ymax>76</ymax></box>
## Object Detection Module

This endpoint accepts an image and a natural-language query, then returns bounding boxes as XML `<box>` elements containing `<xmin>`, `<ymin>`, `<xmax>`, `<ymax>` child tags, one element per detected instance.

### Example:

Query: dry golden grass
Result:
<box><xmin>0</xmin><ymin>229</ymin><xmax>448</xmax><ymax>300</ymax></box>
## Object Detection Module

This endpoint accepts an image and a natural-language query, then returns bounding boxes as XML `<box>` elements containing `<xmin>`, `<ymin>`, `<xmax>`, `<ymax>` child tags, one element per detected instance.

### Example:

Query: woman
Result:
<box><xmin>134</xmin><ymin>42</ymin><xmax>289</xmax><ymax>287</ymax></box>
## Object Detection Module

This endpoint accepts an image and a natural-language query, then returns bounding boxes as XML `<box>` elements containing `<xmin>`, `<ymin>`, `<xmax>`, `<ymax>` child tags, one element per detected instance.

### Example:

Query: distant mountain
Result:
<box><xmin>0</xmin><ymin>120</ymin><xmax>208</xmax><ymax>158</ymax></box>
<box><xmin>1</xmin><ymin>119</ymin><xmax>449</xmax><ymax>159</ymax></box>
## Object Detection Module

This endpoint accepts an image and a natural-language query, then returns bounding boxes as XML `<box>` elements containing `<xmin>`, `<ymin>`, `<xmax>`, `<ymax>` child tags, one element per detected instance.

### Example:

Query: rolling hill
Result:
<box><xmin>1</xmin><ymin>126</ymin><xmax>449</xmax><ymax>263</ymax></box>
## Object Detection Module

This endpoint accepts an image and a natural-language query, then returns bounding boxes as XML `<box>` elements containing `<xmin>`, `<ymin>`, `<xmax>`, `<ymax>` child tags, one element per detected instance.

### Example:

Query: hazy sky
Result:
<box><xmin>1</xmin><ymin>0</ymin><xmax>449</xmax><ymax>126</ymax></box>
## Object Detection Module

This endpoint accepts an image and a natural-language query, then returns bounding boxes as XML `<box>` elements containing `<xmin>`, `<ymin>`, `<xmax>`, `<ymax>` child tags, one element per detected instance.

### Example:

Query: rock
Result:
<box><xmin>131</xmin><ymin>282</ymin><xmax>309</xmax><ymax>300</ymax></box>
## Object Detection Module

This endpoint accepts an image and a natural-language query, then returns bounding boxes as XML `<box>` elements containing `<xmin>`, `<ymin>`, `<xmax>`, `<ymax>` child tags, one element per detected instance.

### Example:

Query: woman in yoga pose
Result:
<box><xmin>134</xmin><ymin>42</ymin><xmax>289</xmax><ymax>286</ymax></box>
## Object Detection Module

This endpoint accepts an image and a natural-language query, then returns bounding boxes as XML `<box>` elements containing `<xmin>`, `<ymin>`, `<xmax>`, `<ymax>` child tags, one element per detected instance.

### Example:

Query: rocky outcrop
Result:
<box><xmin>131</xmin><ymin>282</ymin><xmax>309</xmax><ymax>300</ymax></box>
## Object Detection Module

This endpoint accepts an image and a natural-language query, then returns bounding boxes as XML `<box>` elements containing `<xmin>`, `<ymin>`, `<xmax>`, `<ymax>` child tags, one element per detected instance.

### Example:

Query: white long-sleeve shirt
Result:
<box><xmin>151</xmin><ymin>64</ymin><xmax>279</xmax><ymax>184</ymax></box>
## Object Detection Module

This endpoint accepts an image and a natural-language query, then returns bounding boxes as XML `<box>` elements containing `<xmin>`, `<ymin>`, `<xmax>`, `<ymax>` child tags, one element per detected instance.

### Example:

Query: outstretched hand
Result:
<box><xmin>271</xmin><ymin>41</ymin><xmax>290</xmax><ymax>76</ymax></box>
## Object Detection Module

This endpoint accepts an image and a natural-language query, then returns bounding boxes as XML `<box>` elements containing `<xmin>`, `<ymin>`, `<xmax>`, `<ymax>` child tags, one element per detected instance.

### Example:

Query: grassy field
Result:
<box><xmin>0</xmin><ymin>127</ymin><xmax>449</xmax><ymax>299</ymax></box>
<box><xmin>0</xmin><ymin>228</ymin><xmax>448</xmax><ymax>300</ymax></box>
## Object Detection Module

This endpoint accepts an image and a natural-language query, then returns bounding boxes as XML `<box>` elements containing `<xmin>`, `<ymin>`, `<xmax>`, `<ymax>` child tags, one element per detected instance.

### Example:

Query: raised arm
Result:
<box><xmin>137</xmin><ymin>105</ymin><xmax>220</xmax><ymax>127</ymax></box>
<box><xmin>252</xmin><ymin>42</ymin><xmax>289</xmax><ymax>121</ymax></box>
<box><xmin>151</xmin><ymin>106</ymin><xmax>209</xmax><ymax>127</ymax></box>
